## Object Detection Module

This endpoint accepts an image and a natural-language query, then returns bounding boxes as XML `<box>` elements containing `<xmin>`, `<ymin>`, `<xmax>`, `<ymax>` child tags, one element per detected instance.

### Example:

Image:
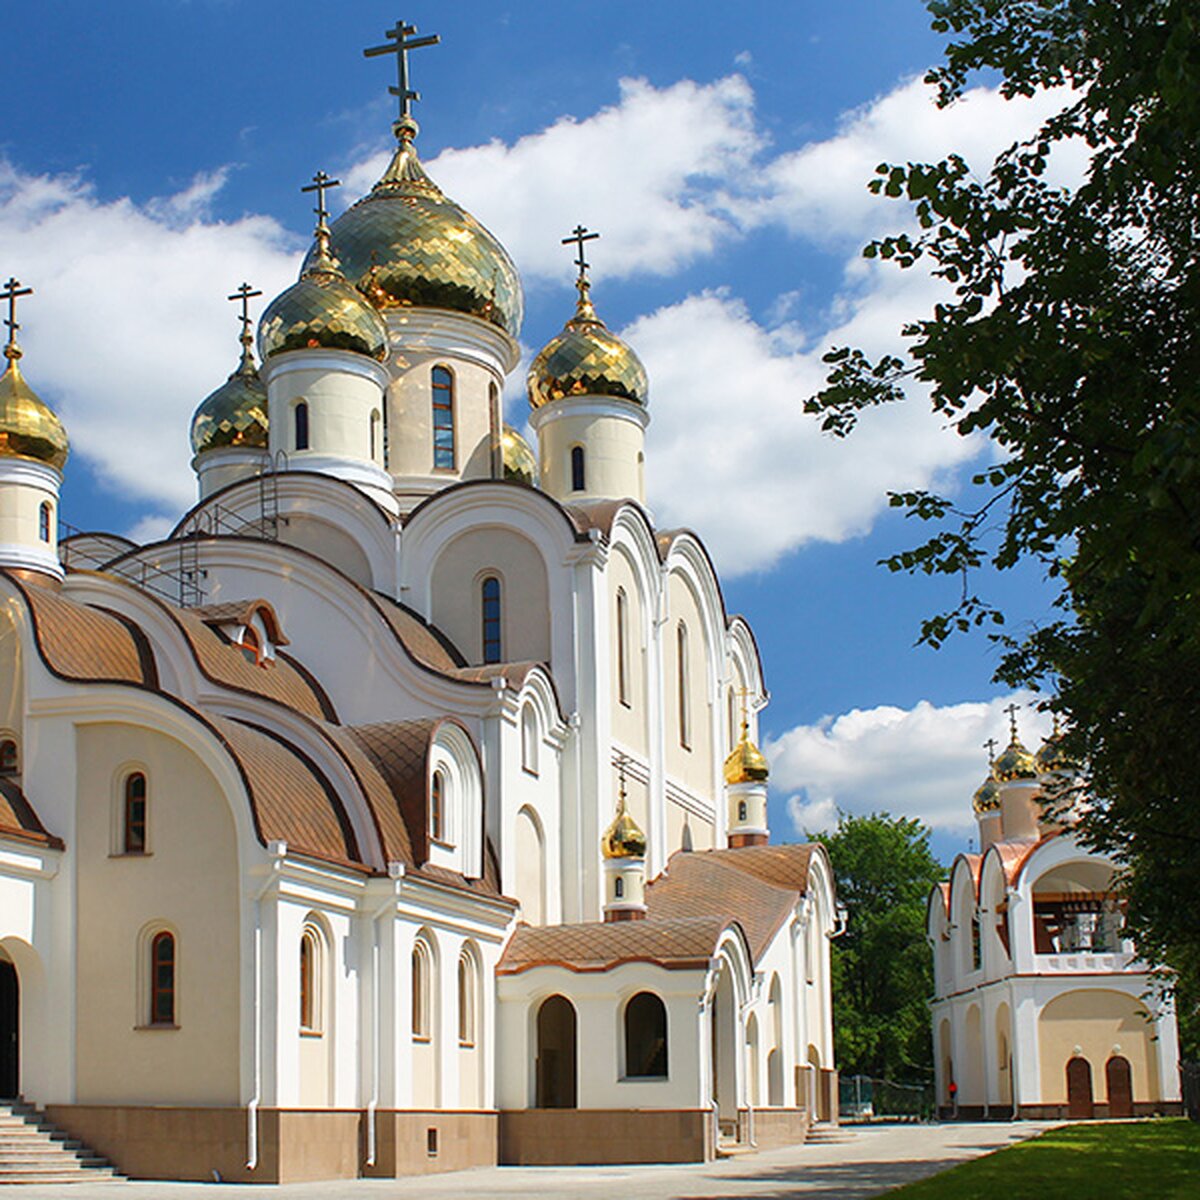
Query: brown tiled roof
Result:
<box><xmin>11</xmin><ymin>574</ymin><xmax>153</xmax><ymax>685</ymax></box>
<box><xmin>170</xmin><ymin>607</ymin><xmax>334</xmax><ymax>721</ymax></box>
<box><xmin>348</xmin><ymin>718</ymin><xmax>436</xmax><ymax>865</ymax></box>
<box><xmin>698</xmin><ymin>843</ymin><xmax>817</xmax><ymax>892</ymax></box>
<box><xmin>0</xmin><ymin>777</ymin><xmax>63</xmax><ymax>850</ymax></box>
<box><xmin>212</xmin><ymin>716</ymin><xmax>361</xmax><ymax>868</ymax></box>
<box><xmin>498</xmin><ymin>916</ymin><xmax>727</xmax><ymax>975</ymax></box>
<box><xmin>648</xmin><ymin>850</ymin><xmax>802</xmax><ymax>961</ymax></box>
<box><xmin>370</xmin><ymin>593</ymin><xmax>466</xmax><ymax>674</ymax></box>
<box><xmin>450</xmin><ymin>661</ymin><xmax>542</xmax><ymax>689</ymax></box>
<box><xmin>193</xmin><ymin>599</ymin><xmax>289</xmax><ymax>645</ymax></box>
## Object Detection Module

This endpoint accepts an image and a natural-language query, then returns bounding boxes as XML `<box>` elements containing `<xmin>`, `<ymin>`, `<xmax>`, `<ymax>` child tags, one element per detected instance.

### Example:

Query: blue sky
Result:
<box><xmin>4</xmin><ymin>1</ymin><xmax>1066</xmax><ymax>861</ymax></box>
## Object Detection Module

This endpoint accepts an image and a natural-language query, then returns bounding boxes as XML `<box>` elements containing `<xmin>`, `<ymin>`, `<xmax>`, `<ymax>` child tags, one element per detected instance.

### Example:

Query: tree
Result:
<box><xmin>815</xmin><ymin>813</ymin><xmax>944</xmax><ymax>1080</ymax></box>
<box><xmin>805</xmin><ymin>1</ymin><xmax>1200</xmax><ymax>1048</ymax></box>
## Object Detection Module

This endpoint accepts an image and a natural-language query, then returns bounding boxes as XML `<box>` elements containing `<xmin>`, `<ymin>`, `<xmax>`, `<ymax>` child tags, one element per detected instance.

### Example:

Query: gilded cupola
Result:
<box><xmin>0</xmin><ymin>285</ymin><xmax>68</xmax><ymax>472</ymax></box>
<box><xmin>258</xmin><ymin>185</ymin><xmax>388</xmax><ymax>363</ymax></box>
<box><xmin>527</xmin><ymin>276</ymin><xmax>648</xmax><ymax>410</ymax></box>
<box><xmin>602</xmin><ymin>792</ymin><xmax>647</xmax><ymax>860</ymax></box>
<box><xmin>500</xmin><ymin>424</ymin><xmax>536</xmax><ymax>486</ymax></box>
<box><xmin>1035</xmin><ymin>715</ymin><xmax>1076</xmax><ymax>774</ymax></box>
<box><xmin>306</xmin><ymin>115</ymin><xmax>523</xmax><ymax>339</ymax></box>
<box><xmin>192</xmin><ymin>288</ymin><xmax>268</xmax><ymax>455</ymax></box>
<box><xmin>993</xmin><ymin>707</ymin><xmax>1038</xmax><ymax>782</ymax></box>
<box><xmin>724</xmin><ymin>719</ymin><xmax>770</xmax><ymax>786</ymax></box>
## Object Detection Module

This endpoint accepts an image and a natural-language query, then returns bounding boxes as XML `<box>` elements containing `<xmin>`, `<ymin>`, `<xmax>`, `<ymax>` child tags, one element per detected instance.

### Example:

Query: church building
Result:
<box><xmin>927</xmin><ymin>712</ymin><xmax>1181</xmax><ymax>1121</ymax></box>
<box><xmin>0</xmin><ymin>23</ymin><xmax>838</xmax><ymax>1183</ymax></box>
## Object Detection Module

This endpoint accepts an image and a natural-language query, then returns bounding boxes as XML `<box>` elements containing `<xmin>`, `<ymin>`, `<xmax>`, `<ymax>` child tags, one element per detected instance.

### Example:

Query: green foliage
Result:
<box><xmin>888</xmin><ymin>1120</ymin><xmax>1200</xmax><ymax>1200</ymax></box>
<box><xmin>814</xmin><ymin>813</ymin><xmax>944</xmax><ymax>1080</ymax></box>
<box><xmin>805</xmin><ymin>0</ymin><xmax>1200</xmax><ymax>1046</ymax></box>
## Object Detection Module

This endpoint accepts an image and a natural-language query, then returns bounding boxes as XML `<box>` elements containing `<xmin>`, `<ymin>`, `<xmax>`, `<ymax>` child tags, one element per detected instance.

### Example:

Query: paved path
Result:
<box><xmin>0</xmin><ymin>1121</ymin><xmax>1056</xmax><ymax>1199</ymax></box>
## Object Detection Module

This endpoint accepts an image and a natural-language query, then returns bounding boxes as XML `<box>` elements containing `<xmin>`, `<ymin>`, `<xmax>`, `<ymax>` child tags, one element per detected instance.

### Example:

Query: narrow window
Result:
<box><xmin>971</xmin><ymin>911</ymin><xmax>983</xmax><ymax>971</ymax></box>
<box><xmin>294</xmin><ymin>401</ymin><xmax>309</xmax><ymax>451</ymax></box>
<box><xmin>430</xmin><ymin>770</ymin><xmax>445</xmax><ymax>843</ymax></box>
<box><xmin>0</xmin><ymin>740</ymin><xmax>17</xmax><ymax>776</ymax></box>
<box><xmin>150</xmin><ymin>931</ymin><xmax>175</xmax><ymax>1025</ymax></box>
<box><xmin>614</xmin><ymin>876</ymin><xmax>624</xmax><ymax>899</ymax></box>
<box><xmin>481</xmin><ymin>576</ymin><xmax>502</xmax><ymax>664</ymax></box>
<box><xmin>370</xmin><ymin>409</ymin><xmax>381</xmax><ymax>462</ymax></box>
<box><xmin>570</xmin><ymin>445</ymin><xmax>586</xmax><ymax>492</ymax></box>
<box><xmin>300</xmin><ymin>926</ymin><xmax>321</xmax><ymax>1033</ymax></box>
<box><xmin>521</xmin><ymin>705</ymin><xmax>539</xmax><ymax>776</ymax></box>
<box><xmin>124</xmin><ymin>772</ymin><xmax>147</xmax><ymax>854</ymax></box>
<box><xmin>728</xmin><ymin>687</ymin><xmax>738</xmax><ymax>749</ymax></box>
<box><xmin>457</xmin><ymin>952</ymin><xmax>476</xmax><ymax>1046</ymax></box>
<box><xmin>677</xmin><ymin>622</ymin><xmax>691</xmax><ymax>749</ymax></box>
<box><xmin>432</xmin><ymin>366</ymin><xmax>455</xmax><ymax>469</ymax></box>
<box><xmin>489</xmin><ymin>382</ymin><xmax>501</xmax><ymax>478</ymax></box>
<box><xmin>412</xmin><ymin>940</ymin><xmax>431</xmax><ymax>1039</ymax></box>
<box><xmin>738</xmin><ymin>800</ymin><xmax>747</xmax><ymax>822</ymax></box>
<box><xmin>616</xmin><ymin>589</ymin><xmax>630</xmax><ymax>707</ymax></box>
<box><xmin>38</xmin><ymin>502</ymin><xmax>51</xmax><ymax>543</ymax></box>
<box><xmin>624</xmin><ymin>991</ymin><xmax>668</xmax><ymax>1078</ymax></box>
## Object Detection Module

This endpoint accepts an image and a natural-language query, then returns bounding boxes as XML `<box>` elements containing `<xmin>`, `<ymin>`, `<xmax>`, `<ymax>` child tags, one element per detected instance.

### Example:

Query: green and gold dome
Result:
<box><xmin>972</xmin><ymin>771</ymin><xmax>1001</xmax><ymax>814</ymax></box>
<box><xmin>602</xmin><ymin>794</ymin><xmax>647</xmax><ymax>860</ymax></box>
<box><xmin>500</xmin><ymin>424</ymin><xmax>536</xmax><ymax>486</ymax></box>
<box><xmin>259</xmin><ymin>219</ymin><xmax>388</xmax><ymax>362</ymax></box>
<box><xmin>304</xmin><ymin>117</ymin><xmax>523</xmax><ymax>339</ymax></box>
<box><xmin>0</xmin><ymin>342</ymin><xmax>68</xmax><ymax>471</ymax></box>
<box><xmin>528</xmin><ymin>278</ymin><xmax>648</xmax><ymax>410</ymax></box>
<box><xmin>191</xmin><ymin>333</ymin><xmax>268</xmax><ymax>455</ymax></box>
<box><xmin>994</xmin><ymin>734</ymin><xmax>1038</xmax><ymax>782</ymax></box>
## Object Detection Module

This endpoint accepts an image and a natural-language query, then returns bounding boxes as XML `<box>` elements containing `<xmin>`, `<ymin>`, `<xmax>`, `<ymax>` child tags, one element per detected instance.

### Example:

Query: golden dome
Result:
<box><xmin>994</xmin><ymin>735</ymin><xmax>1038</xmax><ymax>782</ymax></box>
<box><xmin>1035</xmin><ymin>717</ymin><xmax>1076</xmax><ymax>774</ymax></box>
<box><xmin>602</xmin><ymin>795</ymin><xmax>647</xmax><ymax>860</ymax></box>
<box><xmin>724</xmin><ymin>721</ymin><xmax>770</xmax><ymax>785</ymax></box>
<box><xmin>307</xmin><ymin>118</ymin><xmax>522</xmax><ymax>338</ymax></box>
<box><xmin>0</xmin><ymin>344</ymin><xmax>68</xmax><ymax>471</ymax></box>
<box><xmin>972</xmin><ymin>773</ymin><xmax>1001</xmax><ymax>814</ymax></box>
<box><xmin>259</xmin><ymin>223</ymin><xmax>388</xmax><ymax>362</ymax></box>
<box><xmin>191</xmin><ymin>337</ymin><xmax>268</xmax><ymax>455</ymax></box>
<box><xmin>527</xmin><ymin>278</ymin><xmax>648</xmax><ymax>409</ymax></box>
<box><xmin>501</xmin><ymin>424</ymin><xmax>536</xmax><ymax>485</ymax></box>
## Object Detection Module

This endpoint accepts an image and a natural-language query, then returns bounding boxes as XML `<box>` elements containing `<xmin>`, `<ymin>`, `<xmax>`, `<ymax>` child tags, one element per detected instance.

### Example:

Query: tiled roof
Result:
<box><xmin>11</xmin><ymin>573</ymin><xmax>154</xmax><ymax>685</ymax></box>
<box><xmin>0</xmin><ymin>777</ymin><xmax>63</xmax><ymax>850</ymax></box>
<box><xmin>450</xmin><ymin>660</ymin><xmax>542</xmax><ymax>689</ymax></box>
<box><xmin>348</xmin><ymin>718</ymin><xmax>435</xmax><ymax>865</ymax></box>
<box><xmin>369</xmin><ymin>593</ymin><xmax>466</xmax><ymax>674</ymax></box>
<box><xmin>498</xmin><ymin>915</ymin><xmax>727</xmax><ymax>974</ymax></box>
<box><xmin>697</xmin><ymin>843</ymin><xmax>816</xmax><ymax>892</ymax></box>
<box><xmin>192</xmin><ymin>598</ymin><xmax>289</xmax><ymax>645</ymax></box>
<box><xmin>212</xmin><ymin>716</ymin><xmax>362</xmax><ymax>868</ymax></box>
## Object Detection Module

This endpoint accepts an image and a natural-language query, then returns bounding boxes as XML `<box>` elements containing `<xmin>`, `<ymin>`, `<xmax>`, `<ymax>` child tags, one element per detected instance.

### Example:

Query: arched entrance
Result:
<box><xmin>535</xmin><ymin>995</ymin><xmax>576</xmax><ymax>1108</ymax></box>
<box><xmin>0</xmin><ymin>956</ymin><xmax>16</xmax><ymax>1097</ymax></box>
<box><xmin>1106</xmin><ymin>1055</ymin><xmax>1133</xmax><ymax>1118</ymax></box>
<box><xmin>1066</xmin><ymin>1056</ymin><xmax>1094</xmax><ymax>1119</ymax></box>
<box><xmin>710</xmin><ymin>965</ymin><xmax>738</xmax><ymax>1126</ymax></box>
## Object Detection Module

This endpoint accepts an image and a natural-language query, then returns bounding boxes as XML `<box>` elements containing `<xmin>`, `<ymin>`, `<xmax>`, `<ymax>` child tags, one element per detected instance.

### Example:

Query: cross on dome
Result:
<box><xmin>1004</xmin><ymin>701</ymin><xmax>1022</xmax><ymax>740</ymax></box>
<box><xmin>364</xmin><ymin>19</ymin><xmax>440</xmax><ymax>130</ymax></box>
<box><xmin>227</xmin><ymin>282</ymin><xmax>262</xmax><ymax>347</ymax></box>
<box><xmin>561</xmin><ymin>224</ymin><xmax>600</xmax><ymax>282</ymax></box>
<box><xmin>301</xmin><ymin>171</ymin><xmax>341</xmax><ymax>230</ymax></box>
<box><xmin>2</xmin><ymin>276</ymin><xmax>33</xmax><ymax>358</ymax></box>
<box><xmin>983</xmin><ymin>736</ymin><xmax>998</xmax><ymax>764</ymax></box>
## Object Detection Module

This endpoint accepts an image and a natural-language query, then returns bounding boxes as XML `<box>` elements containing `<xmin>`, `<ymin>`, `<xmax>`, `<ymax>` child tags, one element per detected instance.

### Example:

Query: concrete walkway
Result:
<box><xmin>0</xmin><ymin>1121</ymin><xmax>1057</xmax><ymax>1199</ymax></box>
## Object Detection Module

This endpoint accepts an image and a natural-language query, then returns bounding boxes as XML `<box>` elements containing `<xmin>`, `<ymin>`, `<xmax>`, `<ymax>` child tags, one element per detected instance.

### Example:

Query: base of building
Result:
<box><xmin>499</xmin><ymin>1108</ymin><xmax>713</xmax><ymax>1165</ymax></box>
<box><xmin>44</xmin><ymin>1105</ymin><xmax>497</xmax><ymax>1184</ymax></box>
<box><xmin>936</xmin><ymin>1101</ymin><xmax>1184</xmax><ymax>1121</ymax></box>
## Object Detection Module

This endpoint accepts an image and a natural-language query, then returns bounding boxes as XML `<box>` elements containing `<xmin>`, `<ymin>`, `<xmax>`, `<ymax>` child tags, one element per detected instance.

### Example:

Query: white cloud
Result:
<box><xmin>766</xmin><ymin>692</ymin><xmax>1054</xmax><ymax>837</ymax></box>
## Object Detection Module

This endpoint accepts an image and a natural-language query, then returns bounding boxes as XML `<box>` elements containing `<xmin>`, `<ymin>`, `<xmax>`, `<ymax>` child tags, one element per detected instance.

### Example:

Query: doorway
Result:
<box><xmin>0</xmin><ymin>959</ymin><xmax>17</xmax><ymax>1098</ymax></box>
<box><xmin>1066</xmin><ymin>1056</ymin><xmax>1094</xmax><ymax>1119</ymax></box>
<box><xmin>1106</xmin><ymin>1055</ymin><xmax>1133</xmax><ymax>1118</ymax></box>
<box><xmin>535</xmin><ymin>995</ymin><xmax>576</xmax><ymax>1108</ymax></box>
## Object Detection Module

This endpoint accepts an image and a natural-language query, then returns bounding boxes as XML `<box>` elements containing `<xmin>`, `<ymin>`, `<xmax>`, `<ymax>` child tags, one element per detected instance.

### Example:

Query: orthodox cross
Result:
<box><xmin>614</xmin><ymin>751</ymin><xmax>630</xmax><ymax>803</ymax></box>
<box><xmin>364</xmin><ymin>20</ymin><xmax>440</xmax><ymax>121</ymax></box>
<box><xmin>2</xmin><ymin>277</ymin><xmax>32</xmax><ymax>349</ymax></box>
<box><xmin>1003</xmin><ymin>702</ymin><xmax>1021</xmax><ymax>739</ymax></box>
<box><xmin>736</xmin><ymin>684</ymin><xmax>755</xmax><ymax>731</ymax></box>
<box><xmin>562</xmin><ymin>224</ymin><xmax>600</xmax><ymax>280</ymax></box>
<box><xmin>983</xmin><ymin>737</ymin><xmax>998</xmax><ymax>765</ymax></box>
<box><xmin>301</xmin><ymin>170</ymin><xmax>341</xmax><ymax>227</ymax></box>
<box><xmin>226</xmin><ymin>282</ymin><xmax>262</xmax><ymax>342</ymax></box>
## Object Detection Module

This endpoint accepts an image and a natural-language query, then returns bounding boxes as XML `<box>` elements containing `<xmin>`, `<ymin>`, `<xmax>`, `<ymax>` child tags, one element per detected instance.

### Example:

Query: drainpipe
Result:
<box><xmin>246</xmin><ymin>841</ymin><xmax>286</xmax><ymax>1172</ymax></box>
<box><xmin>365</xmin><ymin>865</ymin><xmax>403</xmax><ymax>1169</ymax></box>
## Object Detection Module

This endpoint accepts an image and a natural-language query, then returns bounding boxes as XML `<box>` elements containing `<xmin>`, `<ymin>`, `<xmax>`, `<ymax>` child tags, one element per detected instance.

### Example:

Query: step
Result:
<box><xmin>0</xmin><ymin>1101</ymin><xmax>122</xmax><ymax>1182</ymax></box>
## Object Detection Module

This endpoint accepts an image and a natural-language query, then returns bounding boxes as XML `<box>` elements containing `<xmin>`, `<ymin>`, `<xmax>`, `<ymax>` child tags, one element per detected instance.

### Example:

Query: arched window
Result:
<box><xmin>737</xmin><ymin>799</ymin><xmax>747</xmax><ymax>823</ymax></box>
<box><xmin>294</xmin><ymin>401</ymin><xmax>310</xmax><ymax>451</ymax></box>
<box><xmin>369</xmin><ymin>409</ymin><xmax>382</xmax><ymax>462</ymax></box>
<box><xmin>624</xmin><ymin>991</ymin><xmax>668</xmax><ymax>1078</ymax></box>
<box><xmin>432</xmin><ymin>366</ymin><xmax>455</xmax><ymax>469</ymax></box>
<box><xmin>412</xmin><ymin>939</ymin><xmax>432</xmax><ymax>1039</ymax></box>
<box><xmin>570</xmin><ymin>445</ymin><xmax>586</xmax><ymax>492</ymax></box>
<box><xmin>614</xmin><ymin>876</ymin><xmax>624</xmax><ymax>899</ymax></box>
<box><xmin>238</xmin><ymin>626</ymin><xmax>261</xmax><ymax>667</ymax></box>
<box><xmin>521</xmin><ymin>705</ymin><xmax>539</xmax><ymax>776</ymax></box>
<box><xmin>38</xmin><ymin>502</ymin><xmax>51</xmax><ymax>543</ymax></box>
<box><xmin>481</xmin><ymin>576</ymin><xmax>502</xmax><ymax>664</ymax></box>
<box><xmin>430</xmin><ymin>770</ymin><xmax>445</xmax><ymax>843</ymax></box>
<box><xmin>971</xmin><ymin>910</ymin><xmax>983</xmax><ymax>971</ymax></box>
<box><xmin>616</xmin><ymin>589</ymin><xmax>630</xmax><ymax>707</ymax></box>
<box><xmin>0</xmin><ymin>740</ymin><xmax>17</xmax><ymax>776</ymax></box>
<box><xmin>457</xmin><ymin>951</ymin><xmax>476</xmax><ymax>1046</ymax></box>
<box><xmin>150</xmin><ymin>931</ymin><xmax>176</xmax><ymax>1026</ymax></box>
<box><xmin>300</xmin><ymin>924</ymin><xmax>323</xmax><ymax>1033</ymax></box>
<box><xmin>124</xmin><ymin>772</ymin><xmax>147</xmax><ymax>854</ymax></box>
<box><xmin>676</xmin><ymin>622</ymin><xmax>691</xmax><ymax>749</ymax></box>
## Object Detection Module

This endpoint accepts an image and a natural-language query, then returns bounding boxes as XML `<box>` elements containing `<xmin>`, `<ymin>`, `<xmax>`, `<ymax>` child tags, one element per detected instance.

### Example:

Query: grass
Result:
<box><xmin>886</xmin><ymin>1120</ymin><xmax>1200</xmax><ymax>1200</ymax></box>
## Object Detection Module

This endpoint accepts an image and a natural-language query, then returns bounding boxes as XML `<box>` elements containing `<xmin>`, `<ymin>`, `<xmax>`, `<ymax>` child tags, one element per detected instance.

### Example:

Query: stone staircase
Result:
<box><xmin>806</xmin><ymin>1122</ymin><xmax>857</xmax><ymax>1146</ymax></box>
<box><xmin>0</xmin><ymin>1101</ymin><xmax>121</xmax><ymax>1183</ymax></box>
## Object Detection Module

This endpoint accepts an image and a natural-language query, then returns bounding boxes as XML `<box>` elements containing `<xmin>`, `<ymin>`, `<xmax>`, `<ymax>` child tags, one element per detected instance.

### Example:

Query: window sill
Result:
<box><xmin>521</xmin><ymin>767</ymin><xmax>539</xmax><ymax>779</ymax></box>
<box><xmin>428</xmin><ymin>837</ymin><xmax>455</xmax><ymax>850</ymax></box>
<box><xmin>459</xmin><ymin>1040</ymin><xmax>475</xmax><ymax>1050</ymax></box>
<box><xmin>620</xmin><ymin>1074</ymin><xmax>669</xmax><ymax>1083</ymax></box>
<box><xmin>412</xmin><ymin>1034</ymin><xmax>432</xmax><ymax>1044</ymax></box>
<box><xmin>109</xmin><ymin>851</ymin><xmax>152</xmax><ymax>859</ymax></box>
<box><xmin>300</xmin><ymin>1028</ymin><xmax>324</xmax><ymax>1039</ymax></box>
<box><xmin>134</xmin><ymin>1023</ymin><xmax>179</xmax><ymax>1032</ymax></box>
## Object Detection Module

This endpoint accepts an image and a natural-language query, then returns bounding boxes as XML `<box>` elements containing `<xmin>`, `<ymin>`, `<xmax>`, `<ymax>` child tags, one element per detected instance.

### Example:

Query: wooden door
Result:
<box><xmin>1066</xmin><ymin>1056</ymin><xmax>1094</xmax><ymax>1119</ymax></box>
<box><xmin>1106</xmin><ymin>1055</ymin><xmax>1133</xmax><ymax>1118</ymax></box>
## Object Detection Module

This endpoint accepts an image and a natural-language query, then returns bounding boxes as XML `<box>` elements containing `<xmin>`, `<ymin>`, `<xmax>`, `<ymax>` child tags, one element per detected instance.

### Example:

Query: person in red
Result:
<box><xmin>948</xmin><ymin>1079</ymin><xmax>959</xmax><ymax>1119</ymax></box>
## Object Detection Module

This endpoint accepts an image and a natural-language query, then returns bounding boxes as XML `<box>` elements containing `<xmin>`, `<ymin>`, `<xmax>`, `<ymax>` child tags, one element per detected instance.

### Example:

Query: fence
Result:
<box><xmin>838</xmin><ymin>1074</ymin><xmax>936</xmax><ymax>1121</ymax></box>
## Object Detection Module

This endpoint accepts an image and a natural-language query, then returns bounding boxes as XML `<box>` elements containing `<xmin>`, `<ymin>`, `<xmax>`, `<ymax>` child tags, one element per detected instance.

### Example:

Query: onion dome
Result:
<box><xmin>994</xmin><ymin>732</ymin><xmax>1038</xmax><ymax>782</ymax></box>
<box><xmin>972</xmin><ymin>772</ymin><xmax>1001</xmax><ymax>814</ymax></box>
<box><xmin>305</xmin><ymin>116</ymin><xmax>522</xmax><ymax>338</ymax></box>
<box><xmin>602</xmin><ymin>793</ymin><xmax>647</xmax><ymax>860</ymax></box>
<box><xmin>500</xmin><ymin>424</ymin><xmax>536</xmax><ymax>485</ymax></box>
<box><xmin>0</xmin><ymin>341</ymin><xmax>68</xmax><ymax>471</ymax></box>
<box><xmin>724</xmin><ymin>720</ymin><xmax>770</xmax><ymax>785</ymax></box>
<box><xmin>1036</xmin><ymin>716</ymin><xmax>1077</xmax><ymax>774</ymax></box>
<box><xmin>191</xmin><ymin>329</ymin><xmax>268</xmax><ymax>455</ymax></box>
<box><xmin>528</xmin><ymin>277</ymin><xmax>648</xmax><ymax>409</ymax></box>
<box><xmin>258</xmin><ymin>210</ymin><xmax>387</xmax><ymax>362</ymax></box>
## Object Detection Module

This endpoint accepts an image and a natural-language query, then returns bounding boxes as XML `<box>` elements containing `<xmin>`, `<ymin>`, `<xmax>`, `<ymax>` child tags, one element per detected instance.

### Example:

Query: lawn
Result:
<box><xmin>886</xmin><ymin>1120</ymin><xmax>1199</xmax><ymax>1200</ymax></box>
